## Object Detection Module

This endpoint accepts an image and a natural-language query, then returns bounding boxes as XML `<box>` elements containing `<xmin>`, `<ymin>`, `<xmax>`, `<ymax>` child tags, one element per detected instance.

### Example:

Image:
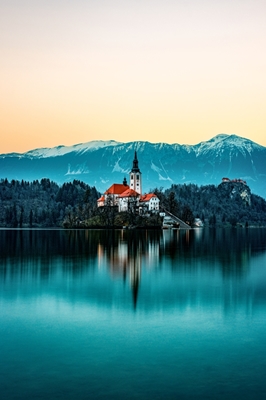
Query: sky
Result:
<box><xmin>1</xmin><ymin>0</ymin><xmax>266</xmax><ymax>153</ymax></box>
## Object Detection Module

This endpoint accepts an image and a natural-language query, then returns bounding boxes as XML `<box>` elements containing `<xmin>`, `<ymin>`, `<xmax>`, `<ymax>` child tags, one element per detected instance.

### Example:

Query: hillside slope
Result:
<box><xmin>0</xmin><ymin>134</ymin><xmax>265</xmax><ymax>198</ymax></box>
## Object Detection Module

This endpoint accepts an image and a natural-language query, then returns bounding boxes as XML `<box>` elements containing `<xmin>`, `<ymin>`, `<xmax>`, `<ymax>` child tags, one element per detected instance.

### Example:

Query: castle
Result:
<box><xmin>97</xmin><ymin>152</ymin><xmax>160</xmax><ymax>213</ymax></box>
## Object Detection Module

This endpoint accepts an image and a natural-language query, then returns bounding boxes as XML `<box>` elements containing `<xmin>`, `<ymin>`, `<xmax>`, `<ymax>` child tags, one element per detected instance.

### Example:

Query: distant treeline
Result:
<box><xmin>0</xmin><ymin>178</ymin><xmax>100</xmax><ymax>228</ymax></box>
<box><xmin>0</xmin><ymin>178</ymin><xmax>161</xmax><ymax>229</ymax></box>
<box><xmin>1</xmin><ymin>178</ymin><xmax>266</xmax><ymax>228</ymax></box>
<box><xmin>154</xmin><ymin>182</ymin><xmax>266</xmax><ymax>226</ymax></box>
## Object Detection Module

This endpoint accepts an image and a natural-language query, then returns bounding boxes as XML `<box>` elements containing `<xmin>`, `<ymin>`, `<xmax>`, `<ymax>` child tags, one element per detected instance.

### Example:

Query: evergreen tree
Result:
<box><xmin>19</xmin><ymin>206</ymin><xmax>24</xmax><ymax>228</ymax></box>
<box><xmin>166</xmin><ymin>191</ymin><xmax>180</xmax><ymax>215</ymax></box>
<box><xmin>29</xmin><ymin>209</ymin><xmax>33</xmax><ymax>228</ymax></box>
<box><xmin>181</xmin><ymin>205</ymin><xmax>194</xmax><ymax>226</ymax></box>
<box><xmin>11</xmin><ymin>204</ymin><xmax>18</xmax><ymax>227</ymax></box>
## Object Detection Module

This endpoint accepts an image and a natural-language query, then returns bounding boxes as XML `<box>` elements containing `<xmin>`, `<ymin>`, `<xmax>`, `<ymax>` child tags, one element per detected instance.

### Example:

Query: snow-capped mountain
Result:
<box><xmin>1</xmin><ymin>134</ymin><xmax>266</xmax><ymax>198</ymax></box>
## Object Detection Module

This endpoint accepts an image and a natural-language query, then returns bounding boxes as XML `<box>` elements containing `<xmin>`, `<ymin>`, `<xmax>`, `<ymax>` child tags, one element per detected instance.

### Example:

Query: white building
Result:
<box><xmin>139</xmin><ymin>193</ymin><xmax>160</xmax><ymax>213</ymax></box>
<box><xmin>97</xmin><ymin>152</ymin><xmax>159</xmax><ymax>213</ymax></box>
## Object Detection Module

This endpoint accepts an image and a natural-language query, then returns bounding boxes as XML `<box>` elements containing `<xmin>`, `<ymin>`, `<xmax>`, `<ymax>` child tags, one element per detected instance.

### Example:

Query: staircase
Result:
<box><xmin>163</xmin><ymin>209</ymin><xmax>191</xmax><ymax>229</ymax></box>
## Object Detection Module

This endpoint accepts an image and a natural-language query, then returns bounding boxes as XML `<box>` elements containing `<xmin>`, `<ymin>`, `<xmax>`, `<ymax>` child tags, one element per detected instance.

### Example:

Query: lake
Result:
<box><xmin>1</xmin><ymin>228</ymin><xmax>266</xmax><ymax>399</ymax></box>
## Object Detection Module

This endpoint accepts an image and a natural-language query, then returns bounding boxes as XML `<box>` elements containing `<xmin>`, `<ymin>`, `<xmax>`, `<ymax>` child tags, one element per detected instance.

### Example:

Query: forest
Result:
<box><xmin>0</xmin><ymin>178</ymin><xmax>100</xmax><ymax>228</ymax></box>
<box><xmin>0</xmin><ymin>178</ymin><xmax>266</xmax><ymax>228</ymax></box>
<box><xmin>155</xmin><ymin>181</ymin><xmax>266</xmax><ymax>227</ymax></box>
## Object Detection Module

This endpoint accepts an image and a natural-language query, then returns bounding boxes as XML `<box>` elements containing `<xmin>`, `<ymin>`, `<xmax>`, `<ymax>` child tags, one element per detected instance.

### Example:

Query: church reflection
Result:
<box><xmin>94</xmin><ymin>228</ymin><xmax>264</xmax><ymax>309</ymax></box>
<box><xmin>1</xmin><ymin>228</ymin><xmax>266</xmax><ymax>313</ymax></box>
<box><xmin>97</xmin><ymin>230</ymin><xmax>161</xmax><ymax>308</ymax></box>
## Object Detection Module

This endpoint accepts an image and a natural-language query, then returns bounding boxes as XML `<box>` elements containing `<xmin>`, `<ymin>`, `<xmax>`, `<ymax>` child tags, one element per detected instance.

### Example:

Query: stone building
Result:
<box><xmin>97</xmin><ymin>152</ymin><xmax>159</xmax><ymax>213</ymax></box>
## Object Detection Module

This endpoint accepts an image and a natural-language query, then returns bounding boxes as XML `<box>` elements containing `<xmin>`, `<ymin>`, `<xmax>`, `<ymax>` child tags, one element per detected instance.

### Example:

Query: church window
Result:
<box><xmin>131</xmin><ymin>174</ymin><xmax>134</xmax><ymax>180</ymax></box>
<box><xmin>136</xmin><ymin>174</ymin><xmax>139</xmax><ymax>180</ymax></box>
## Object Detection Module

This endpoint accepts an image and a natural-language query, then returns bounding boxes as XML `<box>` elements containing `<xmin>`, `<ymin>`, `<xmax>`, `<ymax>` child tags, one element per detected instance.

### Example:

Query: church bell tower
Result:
<box><xmin>130</xmin><ymin>151</ymin><xmax>142</xmax><ymax>194</ymax></box>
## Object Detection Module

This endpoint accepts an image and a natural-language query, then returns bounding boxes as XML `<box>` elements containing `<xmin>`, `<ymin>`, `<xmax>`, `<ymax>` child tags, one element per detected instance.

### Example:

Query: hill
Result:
<box><xmin>161</xmin><ymin>180</ymin><xmax>266</xmax><ymax>227</ymax></box>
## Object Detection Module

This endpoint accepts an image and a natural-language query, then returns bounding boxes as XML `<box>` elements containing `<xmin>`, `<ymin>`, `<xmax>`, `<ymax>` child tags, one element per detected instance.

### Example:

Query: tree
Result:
<box><xmin>152</xmin><ymin>187</ymin><xmax>166</xmax><ymax>209</ymax></box>
<box><xmin>11</xmin><ymin>204</ymin><xmax>18</xmax><ymax>228</ymax></box>
<box><xmin>29</xmin><ymin>209</ymin><xmax>33</xmax><ymax>228</ymax></box>
<box><xmin>166</xmin><ymin>191</ymin><xmax>180</xmax><ymax>215</ymax></box>
<box><xmin>181</xmin><ymin>204</ymin><xmax>194</xmax><ymax>226</ymax></box>
<box><xmin>127</xmin><ymin>195</ymin><xmax>139</xmax><ymax>225</ymax></box>
<box><xmin>209</xmin><ymin>213</ymin><xmax>216</xmax><ymax>226</ymax></box>
<box><xmin>19</xmin><ymin>206</ymin><xmax>24</xmax><ymax>228</ymax></box>
<box><xmin>229</xmin><ymin>216</ymin><xmax>237</xmax><ymax>227</ymax></box>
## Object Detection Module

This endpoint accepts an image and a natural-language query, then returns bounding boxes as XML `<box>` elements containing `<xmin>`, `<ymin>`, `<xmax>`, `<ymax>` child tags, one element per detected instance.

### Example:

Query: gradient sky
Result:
<box><xmin>1</xmin><ymin>0</ymin><xmax>266</xmax><ymax>153</ymax></box>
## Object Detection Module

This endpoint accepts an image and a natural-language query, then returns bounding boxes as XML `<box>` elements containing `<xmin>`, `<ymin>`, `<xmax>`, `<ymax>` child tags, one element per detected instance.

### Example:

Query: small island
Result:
<box><xmin>0</xmin><ymin>151</ymin><xmax>266</xmax><ymax>229</ymax></box>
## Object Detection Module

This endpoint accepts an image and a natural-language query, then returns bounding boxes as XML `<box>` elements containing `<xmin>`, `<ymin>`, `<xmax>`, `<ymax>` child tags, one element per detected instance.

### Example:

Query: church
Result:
<box><xmin>97</xmin><ymin>152</ymin><xmax>160</xmax><ymax>213</ymax></box>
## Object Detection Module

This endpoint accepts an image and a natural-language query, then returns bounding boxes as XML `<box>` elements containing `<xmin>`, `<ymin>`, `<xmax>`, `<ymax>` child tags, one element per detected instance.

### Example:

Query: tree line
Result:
<box><xmin>1</xmin><ymin>178</ymin><xmax>266</xmax><ymax>228</ymax></box>
<box><xmin>0</xmin><ymin>178</ymin><xmax>100</xmax><ymax>228</ymax></box>
<box><xmin>153</xmin><ymin>181</ymin><xmax>266</xmax><ymax>227</ymax></box>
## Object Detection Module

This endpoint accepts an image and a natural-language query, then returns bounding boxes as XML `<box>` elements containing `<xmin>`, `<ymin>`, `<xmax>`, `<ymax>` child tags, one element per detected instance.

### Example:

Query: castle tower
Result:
<box><xmin>130</xmin><ymin>151</ymin><xmax>142</xmax><ymax>194</ymax></box>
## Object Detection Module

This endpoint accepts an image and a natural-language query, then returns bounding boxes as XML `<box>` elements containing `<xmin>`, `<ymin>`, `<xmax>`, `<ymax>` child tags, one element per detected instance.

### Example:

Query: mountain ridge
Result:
<box><xmin>1</xmin><ymin>134</ymin><xmax>266</xmax><ymax>198</ymax></box>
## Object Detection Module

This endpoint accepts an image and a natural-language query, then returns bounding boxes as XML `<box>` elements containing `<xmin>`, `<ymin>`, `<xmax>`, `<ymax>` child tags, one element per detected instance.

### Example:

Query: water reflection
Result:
<box><xmin>1</xmin><ymin>228</ymin><xmax>266</xmax><ymax>400</ymax></box>
<box><xmin>0</xmin><ymin>228</ymin><xmax>266</xmax><ymax>313</ymax></box>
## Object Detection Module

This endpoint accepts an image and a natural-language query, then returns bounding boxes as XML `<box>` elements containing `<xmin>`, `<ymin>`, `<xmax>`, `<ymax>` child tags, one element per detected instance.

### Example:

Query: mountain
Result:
<box><xmin>1</xmin><ymin>134</ymin><xmax>266</xmax><ymax>198</ymax></box>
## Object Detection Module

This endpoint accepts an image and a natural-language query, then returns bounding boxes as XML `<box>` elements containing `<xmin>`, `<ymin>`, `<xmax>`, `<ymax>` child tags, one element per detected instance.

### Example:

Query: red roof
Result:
<box><xmin>119</xmin><ymin>188</ymin><xmax>139</xmax><ymax>198</ymax></box>
<box><xmin>97</xmin><ymin>195</ymin><xmax>105</xmax><ymax>202</ymax></box>
<box><xmin>104</xmin><ymin>184</ymin><xmax>129</xmax><ymax>195</ymax></box>
<box><xmin>139</xmin><ymin>193</ymin><xmax>157</xmax><ymax>202</ymax></box>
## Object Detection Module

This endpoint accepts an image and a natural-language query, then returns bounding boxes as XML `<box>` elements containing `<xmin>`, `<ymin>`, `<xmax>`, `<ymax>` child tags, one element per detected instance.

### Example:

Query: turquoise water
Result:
<box><xmin>0</xmin><ymin>228</ymin><xmax>266</xmax><ymax>399</ymax></box>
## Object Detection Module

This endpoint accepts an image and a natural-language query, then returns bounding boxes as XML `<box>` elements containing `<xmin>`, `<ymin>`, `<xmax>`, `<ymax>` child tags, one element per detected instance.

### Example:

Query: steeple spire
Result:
<box><xmin>130</xmin><ymin>151</ymin><xmax>142</xmax><ymax>194</ymax></box>
<box><xmin>131</xmin><ymin>151</ymin><xmax>140</xmax><ymax>173</ymax></box>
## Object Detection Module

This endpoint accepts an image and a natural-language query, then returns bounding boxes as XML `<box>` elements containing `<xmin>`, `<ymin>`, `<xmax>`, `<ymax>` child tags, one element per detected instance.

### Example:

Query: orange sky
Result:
<box><xmin>1</xmin><ymin>0</ymin><xmax>266</xmax><ymax>153</ymax></box>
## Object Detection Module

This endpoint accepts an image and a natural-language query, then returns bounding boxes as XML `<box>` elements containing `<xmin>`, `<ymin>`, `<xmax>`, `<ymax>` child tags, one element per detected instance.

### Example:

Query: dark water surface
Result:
<box><xmin>1</xmin><ymin>228</ymin><xmax>266</xmax><ymax>399</ymax></box>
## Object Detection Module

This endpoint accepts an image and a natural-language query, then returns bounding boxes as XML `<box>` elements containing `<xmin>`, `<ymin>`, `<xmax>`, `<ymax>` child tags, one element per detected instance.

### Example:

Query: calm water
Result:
<box><xmin>1</xmin><ymin>228</ymin><xmax>266</xmax><ymax>399</ymax></box>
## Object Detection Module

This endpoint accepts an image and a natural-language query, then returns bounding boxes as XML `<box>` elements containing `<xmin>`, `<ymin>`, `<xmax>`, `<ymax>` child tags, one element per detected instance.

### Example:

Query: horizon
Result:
<box><xmin>1</xmin><ymin>132</ymin><xmax>265</xmax><ymax>155</ymax></box>
<box><xmin>1</xmin><ymin>0</ymin><xmax>266</xmax><ymax>153</ymax></box>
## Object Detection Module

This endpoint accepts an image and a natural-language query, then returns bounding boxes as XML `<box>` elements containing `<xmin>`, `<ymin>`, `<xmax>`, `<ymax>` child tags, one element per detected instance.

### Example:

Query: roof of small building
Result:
<box><xmin>119</xmin><ymin>188</ymin><xmax>139</xmax><ymax>198</ymax></box>
<box><xmin>97</xmin><ymin>195</ymin><xmax>105</xmax><ymax>202</ymax></box>
<box><xmin>139</xmin><ymin>193</ymin><xmax>158</xmax><ymax>202</ymax></box>
<box><xmin>104</xmin><ymin>183</ymin><xmax>129</xmax><ymax>195</ymax></box>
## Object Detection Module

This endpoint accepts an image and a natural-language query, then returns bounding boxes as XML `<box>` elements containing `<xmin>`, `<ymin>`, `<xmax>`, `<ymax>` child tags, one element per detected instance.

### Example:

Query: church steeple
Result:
<box><xmin>131</xmin><ymin>151</ymin><xmax>140</xmax><ymax>173</ymax></box>
<box><xmin>130</xmin><ymin>151</ymin><xmax>142</xmax><ymax>194</ymax></box>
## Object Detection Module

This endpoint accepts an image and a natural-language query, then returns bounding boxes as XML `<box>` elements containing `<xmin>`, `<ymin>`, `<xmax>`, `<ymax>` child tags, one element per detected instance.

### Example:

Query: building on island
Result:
<box><xmin>222</xmin><ymin>177</ymin><xmax>247</xmax><ymax>185</ymax></box>
<box><xmin>97</xmin><ymin>182</ymin><xmax>129</xmax><ymax>208</ymax></box>
<box><xmin>97</xmin><ymin>152</ymin><xmax>159</xmax><ymax>214</ymax></box>
<box><xmin>139</xmin><ymin>193</ymin><xmax>160</xmax><ymax>212</ymax></box>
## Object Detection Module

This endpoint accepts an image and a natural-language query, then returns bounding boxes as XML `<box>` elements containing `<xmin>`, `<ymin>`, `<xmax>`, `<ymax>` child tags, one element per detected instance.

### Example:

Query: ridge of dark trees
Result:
<box><xmin>0</xmin><ymin>178</ymin><xmax>100</xmax><ymax>228</ymax></box>
<box><xmin>1</xmin><ymin>178</ymin><xmax>266</xmax><ymax>228</ymax></box>
<box><xmin>152</xmin><ymin>182</ymin><xmax>266</xmax><ymax>227</ymax></box>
